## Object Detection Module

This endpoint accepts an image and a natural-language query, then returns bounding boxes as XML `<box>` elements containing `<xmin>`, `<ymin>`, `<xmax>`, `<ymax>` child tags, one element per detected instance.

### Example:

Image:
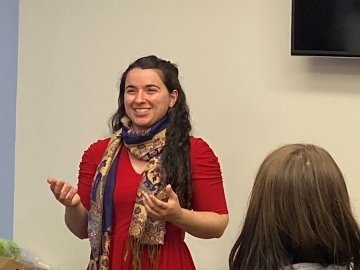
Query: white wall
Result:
<box><xmin>15</xmin><ymin>1</ymin><xmax>360</xmax><ymax>269</ymax></box>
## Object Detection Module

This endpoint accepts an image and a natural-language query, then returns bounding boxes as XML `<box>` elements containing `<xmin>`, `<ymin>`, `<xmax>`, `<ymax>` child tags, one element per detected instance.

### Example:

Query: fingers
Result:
<box><xmin>47</xmin><ymin>178</ymin><xmax>57</xmax><ymax>191</ymax></box>
<box><xmin>165</xmin><ymin>184</ymin><xmax>178</xmax><ymax>200</ymax></box>
<box><xmin>61</xmin><ymin>186</ymin><xmax>78</xmax><ymax>206</ymax></box>
<box><xmin>54</xmin><ymin>180</ymin><xmax>65</xmax><ymax>196</ymax></box>
<box><xmin>142</xmin><ymin>185</ymin><xmax>183</xmax><ymax>223</ymax></box>
<box><xmin>143</xmin><ymin>198</ymin><xmax>159</xmax><ymax>218</ymax></box>
<box><xmin>47</xmin><ymin>178</ymin><xmax>56</xmax><ymax>185</ymax></box>
<box><xmin>58</xmin><ymin>183</ymin><xmax>72</xmax><ymax>200</ymax></box>
<box><xmin>47</xmin><ymin>178</ymin><xmax>78</xmax><ymax>207</ymax></box>
<box><xmin>146</xmin><ymin>193</ymin><xmax>167</xmax><ymax>209</ymax></box>
<box><xmin>143</xmin><ymin>193</ymin><xmax>165</xmax><ymax>218</ymax></box>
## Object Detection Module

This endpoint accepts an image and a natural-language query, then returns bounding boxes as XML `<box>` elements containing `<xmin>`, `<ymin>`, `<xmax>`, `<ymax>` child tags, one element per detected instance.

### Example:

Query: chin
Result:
<box><xmin>132</xmin><ymin>122</ymin><xmax>152</xmax><ymax>132</ymax></box>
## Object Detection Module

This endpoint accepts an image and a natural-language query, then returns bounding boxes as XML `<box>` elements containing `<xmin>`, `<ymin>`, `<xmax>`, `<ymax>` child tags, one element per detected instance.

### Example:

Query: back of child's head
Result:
<box><xmin>229</xmin><ymin>144</ymin><xmax>360</xmax><ymax>270</ymax></box>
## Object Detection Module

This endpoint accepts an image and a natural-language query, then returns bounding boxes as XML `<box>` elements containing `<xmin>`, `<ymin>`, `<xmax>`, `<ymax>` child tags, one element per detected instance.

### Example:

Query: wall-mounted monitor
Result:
<box><xmin>291</xmin><ymin>0</ymin><xmax>360</xmax><ymax>57</ymax></box>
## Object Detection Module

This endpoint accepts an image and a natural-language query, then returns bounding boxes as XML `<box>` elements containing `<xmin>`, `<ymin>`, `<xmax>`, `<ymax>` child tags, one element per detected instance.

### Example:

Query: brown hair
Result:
<box><xmin>229</xmin><ymin>144</ymin><xmax>360</xmax><ymax>270</ymax></box>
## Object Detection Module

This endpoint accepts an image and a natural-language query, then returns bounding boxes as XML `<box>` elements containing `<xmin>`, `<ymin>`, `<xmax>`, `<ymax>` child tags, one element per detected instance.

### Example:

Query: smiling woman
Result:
<box><xmin>124</xmin><ymin>68</ymin><xmax>178</xmax><ymax>133</ymax></box>
<box><xmin>47</xmin><ymin>55</ymin><xmax>229</xmax><ymax>270</ymax></box>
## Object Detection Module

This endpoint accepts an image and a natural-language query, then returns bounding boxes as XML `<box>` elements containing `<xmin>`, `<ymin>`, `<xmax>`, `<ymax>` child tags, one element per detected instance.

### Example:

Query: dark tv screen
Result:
<box><xmin>291</xmin><ymin>0</ymin><xmax>360</xmax><ymax>57</ymax></box>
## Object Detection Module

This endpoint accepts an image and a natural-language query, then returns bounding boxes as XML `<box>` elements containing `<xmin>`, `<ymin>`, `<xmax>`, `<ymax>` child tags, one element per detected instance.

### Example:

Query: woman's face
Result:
<box><xmin>124</xmin><ymin>68</ymin><xmax>178</xmax><ymax>132</ymax></box>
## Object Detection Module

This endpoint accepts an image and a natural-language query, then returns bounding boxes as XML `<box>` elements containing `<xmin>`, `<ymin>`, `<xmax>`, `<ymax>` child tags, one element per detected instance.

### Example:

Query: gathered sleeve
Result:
<box><xmin>77</xmin><ymin>138</ymin><xmax>110</xmax><ymax>210</ymax></box>
<box><xmin>190</xmin><ymin>137</ymin><xmax>228</xmax><ymax>214</ymax></box>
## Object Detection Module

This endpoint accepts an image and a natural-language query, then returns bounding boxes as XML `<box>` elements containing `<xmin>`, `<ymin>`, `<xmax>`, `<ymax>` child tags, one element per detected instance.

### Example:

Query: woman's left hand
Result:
<box><xmin>143</xmin><ymin>184</ymin><xmax>183</xmax><ymax>223</ymax></box>
<box><xmin>144</xmin><ymin>184</ymin><xmax>229</xmax><ymax>239</ymax></box>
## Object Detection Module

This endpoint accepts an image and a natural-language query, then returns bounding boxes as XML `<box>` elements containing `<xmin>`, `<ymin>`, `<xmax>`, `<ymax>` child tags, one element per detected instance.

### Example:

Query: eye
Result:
<box><xmin>125</xmin><ymin>88</ymin><xmax>136</xmax><ymax>94</ymax></box>
<box><xmin>147</xmin><ymin>88</ymin><xmax>158</xmax><ymax>94</ymax></box>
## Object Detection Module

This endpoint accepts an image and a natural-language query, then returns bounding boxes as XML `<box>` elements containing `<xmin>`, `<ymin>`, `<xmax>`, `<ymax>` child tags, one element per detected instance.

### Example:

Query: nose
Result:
<box><xmin>134</xmin><ymin>90</ymin><xmax>145</xmax><ymax>103</ymax></box>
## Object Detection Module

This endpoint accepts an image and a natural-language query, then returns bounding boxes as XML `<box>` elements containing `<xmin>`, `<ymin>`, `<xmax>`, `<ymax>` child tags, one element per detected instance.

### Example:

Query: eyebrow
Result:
<box><xmin>145</xmin><ymin>84</ymin><xmax>160</xmax><ymax>89</ymax></box>
<box><xmin>125</xmin><ymin>84</ymin><xmax>160</xmax><ymax>89</ymax></box>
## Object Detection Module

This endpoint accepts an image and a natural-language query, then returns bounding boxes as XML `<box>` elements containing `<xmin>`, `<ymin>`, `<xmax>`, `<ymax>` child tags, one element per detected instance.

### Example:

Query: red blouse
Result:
<box><xmin>77</xmin><ymin>137</ymin><xmax>228</xmax><ymax>270</ymax></box>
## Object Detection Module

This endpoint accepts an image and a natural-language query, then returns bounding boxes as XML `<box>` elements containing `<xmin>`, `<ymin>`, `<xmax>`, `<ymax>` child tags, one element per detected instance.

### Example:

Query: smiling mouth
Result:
<box><xmin>134</xmin><ymin>108</ymin><xmax>150</xmax><ymax>112</ymax></box>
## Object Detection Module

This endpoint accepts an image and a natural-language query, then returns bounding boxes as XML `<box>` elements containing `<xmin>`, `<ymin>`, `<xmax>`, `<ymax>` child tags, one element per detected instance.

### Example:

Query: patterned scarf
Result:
<box><xmin>87</xmin><ymin>116</ymin><xmax>168</xmax><ymax>270</ymax></box>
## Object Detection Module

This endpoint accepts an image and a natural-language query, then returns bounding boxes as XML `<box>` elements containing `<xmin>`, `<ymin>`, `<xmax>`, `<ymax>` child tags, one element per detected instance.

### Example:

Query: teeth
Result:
<box><xmin>134</xmin><ymin>108</ymin><xmax>149</xmax><ymax>112</ymax></box>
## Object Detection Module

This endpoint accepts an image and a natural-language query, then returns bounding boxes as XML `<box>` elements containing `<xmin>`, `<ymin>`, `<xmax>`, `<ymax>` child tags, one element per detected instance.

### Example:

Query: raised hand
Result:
<box><xmin>143</xmin><ymin>184</ymin><xmax>183</xmax><ymax>223</ymax></box>
<box><xmin>47</xmin><ymin>178</ymin><xmax>81</xmax><ymax>207</ymax></box>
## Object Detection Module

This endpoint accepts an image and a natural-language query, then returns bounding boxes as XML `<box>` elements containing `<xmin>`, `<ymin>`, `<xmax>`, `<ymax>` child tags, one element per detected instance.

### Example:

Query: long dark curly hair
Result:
<box><xmin>109</xmin><ymin>55</ymin><xmax>192</xmax><ymax>208</ymax></box>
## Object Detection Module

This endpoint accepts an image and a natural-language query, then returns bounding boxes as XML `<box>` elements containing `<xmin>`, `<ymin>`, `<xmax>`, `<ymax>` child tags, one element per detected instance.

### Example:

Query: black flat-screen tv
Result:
<box><xmin>291</xmin><ymin>0</ymin><xmax>360</xmax><ymax>57</ymax></box>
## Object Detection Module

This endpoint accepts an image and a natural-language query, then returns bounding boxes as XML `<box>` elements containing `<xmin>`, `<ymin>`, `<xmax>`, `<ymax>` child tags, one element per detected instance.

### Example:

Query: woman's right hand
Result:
<box><xmin>47</xmin><ymin>178</ymin><xmax>81</xmax><ymax>207</ymax></box>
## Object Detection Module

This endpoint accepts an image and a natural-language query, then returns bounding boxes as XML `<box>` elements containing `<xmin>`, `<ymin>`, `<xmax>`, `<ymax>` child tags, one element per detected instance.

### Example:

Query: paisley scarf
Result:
<box><xmin>87</xmin><ymin>116</ymin><xmax>168</xmax><ymax>270</ymax></box>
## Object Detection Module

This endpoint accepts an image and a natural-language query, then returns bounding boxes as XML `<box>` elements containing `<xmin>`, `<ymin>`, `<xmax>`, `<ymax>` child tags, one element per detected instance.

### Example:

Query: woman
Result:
<box><xmin>48</xmin><ymin>55</ymin><xmax>228</xmax><ymax>270</ymax></box>
<box><xmin>229</xmin><ymin>144</ymin><xmax>360</xmax><ymax>270</ymax></box>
